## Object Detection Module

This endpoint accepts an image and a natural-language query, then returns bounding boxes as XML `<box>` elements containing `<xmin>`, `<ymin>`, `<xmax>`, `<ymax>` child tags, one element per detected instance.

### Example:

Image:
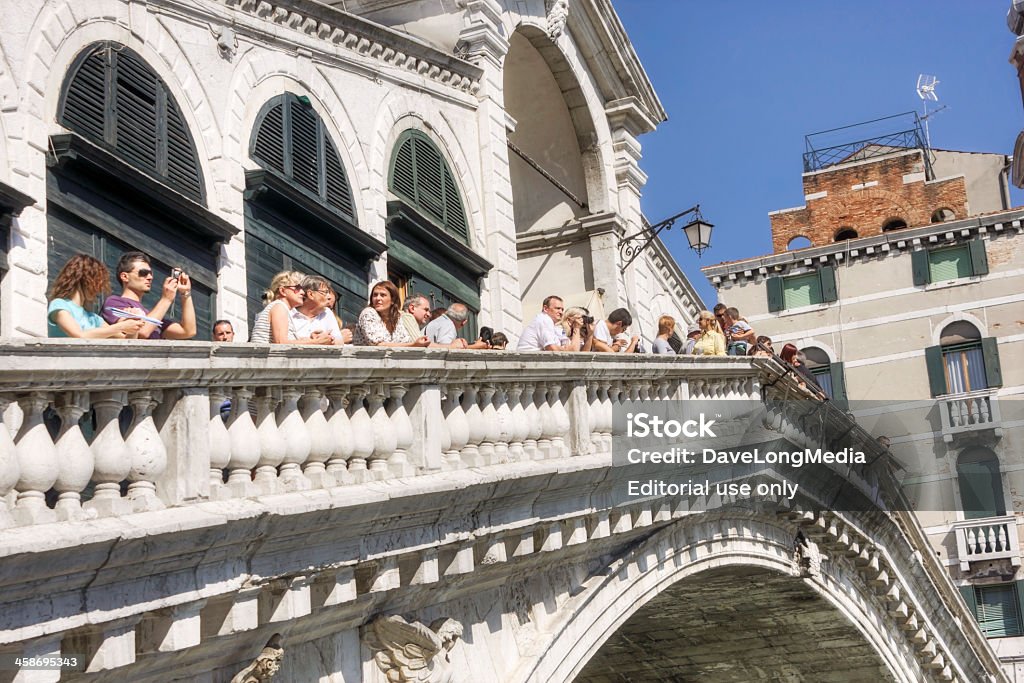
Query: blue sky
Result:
<box><xmin>615</xmin><ymin>0</ymin><xmax>1023</xmax><ymax>308</ymax></box>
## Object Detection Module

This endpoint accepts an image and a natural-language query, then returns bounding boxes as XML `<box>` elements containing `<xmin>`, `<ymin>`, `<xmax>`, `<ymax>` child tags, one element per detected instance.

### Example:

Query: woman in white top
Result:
<box><xmin>250</xmin><ymin>271</ymin><xmax>305</xmax><ymax>343</ymax></box>
<box><xmin>353</xmin><ymin>281</ymin><xmax>429</xmax><ymax>347</ymax></box>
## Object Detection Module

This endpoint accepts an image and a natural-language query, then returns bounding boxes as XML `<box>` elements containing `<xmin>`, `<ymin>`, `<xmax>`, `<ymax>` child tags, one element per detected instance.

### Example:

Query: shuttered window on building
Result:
<box><xmin>59</xmin><ymin>43</ymin><xmax>204</xmax><ymax>202</ymax></box>
<box><xmin>388</xmin><ymin>130</ymin><xmax>469</xmax><ymax>244</ymax></box>
<box><xmin>49</xmin><ymin>43</ymin><xmax>236</xmax><ymax>340</ymax></box>
<box><xmin>916</xmin><ymin>240</ymin><xmax>989</xmax><ymax>286</ymax></box>
<box><xmin>769</xmin><ymin>266</ymin><xmax>837</xmax><ymax>312</ymax></box>
<box><xmin>970</xmin><ymin>584</ymin><xmax>1023</xmax><ymax>638</ymax></box>
<box><xmin>245</xmin><ymin>94</ymin><xmax>380</xmax><ymax>330</ymax></box>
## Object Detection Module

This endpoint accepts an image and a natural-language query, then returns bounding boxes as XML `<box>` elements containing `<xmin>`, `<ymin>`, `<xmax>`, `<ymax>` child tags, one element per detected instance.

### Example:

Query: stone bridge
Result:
<box><xmin>0</xmin><ymin>342</ymin><xmax>1005</xmax><ymax>682</ymax></box>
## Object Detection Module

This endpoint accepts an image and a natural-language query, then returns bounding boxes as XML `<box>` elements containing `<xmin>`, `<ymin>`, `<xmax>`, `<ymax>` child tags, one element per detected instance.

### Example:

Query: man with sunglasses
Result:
<box><xmin>290</xmin><ymin>275</ymin><xmax>347</xmax><ymax>345</ymax></box>
<box><xmin>101</xmin><ymin>251</ymin><xmax>197</xmax><ymax>340</ymax></box>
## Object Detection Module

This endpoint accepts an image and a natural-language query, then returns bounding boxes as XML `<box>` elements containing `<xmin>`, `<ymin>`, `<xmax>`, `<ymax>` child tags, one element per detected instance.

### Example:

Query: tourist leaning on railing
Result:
<box><xmin>353</xmin><ymin>281</ymin><xmax>429</xmax><ymax>348</ymax></box>
<box><xmin>47</xmin><ymin>254</ymin><xmax>145</xmax><ymax>339</ymax></box>
<box><xmin>690</xmin><ymin>310</ymin><xmax>726</xmax><ymax>356</ymax></box>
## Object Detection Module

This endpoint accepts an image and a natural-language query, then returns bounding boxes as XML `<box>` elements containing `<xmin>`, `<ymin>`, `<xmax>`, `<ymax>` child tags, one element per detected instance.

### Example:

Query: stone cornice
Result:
<box><xmin>205</xmin><ymin>0</ymin><xmax>483</xmax><ymax>93</ymax></box>
<box><xmin>702</xmin><ymin>207</ymin><xmax>1024</xmax><ymax>287</ymax></box>
<box><xmin>515</xmin><ymin>212</ymin><xmax>623</xmax><ymax>255</ymax></box>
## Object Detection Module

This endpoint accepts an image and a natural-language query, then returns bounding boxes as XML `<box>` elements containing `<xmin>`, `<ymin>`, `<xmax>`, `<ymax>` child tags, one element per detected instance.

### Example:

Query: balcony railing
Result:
<box><xmin>939</xmin><ymin>389</ymin><xmax>1002</xmax><ymax>443</ymax></box>
<box><xmin>0</xmin><ymin>341</ymin><xmax>768</xmax><ymax>530</ymax></box>
<box><xmin>953</xmin><ymin>515</ymin><xmax>1021</xmax><ymax>573</ymax></box>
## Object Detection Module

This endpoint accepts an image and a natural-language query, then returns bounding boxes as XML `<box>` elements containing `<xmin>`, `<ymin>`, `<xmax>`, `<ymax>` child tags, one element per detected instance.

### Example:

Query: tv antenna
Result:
<box><xmin>915</xmin><ymin>74</ymin><xmax>947</xmax><ymax>148</ymax></box>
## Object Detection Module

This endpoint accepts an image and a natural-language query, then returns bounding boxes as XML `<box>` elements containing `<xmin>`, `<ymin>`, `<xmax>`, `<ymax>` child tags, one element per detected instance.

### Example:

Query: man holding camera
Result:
<box><xmin>101</xmin><ymin>251</ymin><xmax>197</xmax><ymax>340</ymax></box>
<box><xmin>423</xmin><ymin>302</ymin><xmax>490</xmax><ymax>349</ymax></box>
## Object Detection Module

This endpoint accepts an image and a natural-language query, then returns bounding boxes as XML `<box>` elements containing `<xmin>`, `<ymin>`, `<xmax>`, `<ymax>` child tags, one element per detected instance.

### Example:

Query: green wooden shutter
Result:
<box><xmin>252</xmin><ymin>101</ymin><xmax>285</xmax><ymax>173</ymax></box>
<box><xmin>289</xmin><ymin>98</ymin><xmax>321</xmax><ymax>198</ymax></box>
<box><xmin>819</xmin><ymin>265</ymin><xmax>837</xmax><ymax>303</ymax></box>
<box><xmin>113</xmin><ymin>51</ymin><xmax>160</xmax><ymax>172</ymax></box>
<box><xmin>165</xmin><ymin>98</ymin><xmax>203</xmax><ymax>200</ymax></box>
<box><xmin>911</xmin><ymin>249</ymin><xmax>930</xmax><ymax>286</ymax></box>
<box><xmin>413</xmin><ymin>135</ymin><xmax>446</xmax><ymax>223</ymax></box>
<box><xmin>925</xmin><ymin>345</ymin><xmax>947</xmax><ymax>397</ymax></box>
<box><xmin>1016</xmin><ymin>581</ymin><xmax>1024</xmax><ymax>633</ymax></box>
<box><xmin>969</xmin><ymin>239</ymin><xmax>989</xmax><ymax>276</ymax></box>
<box><xmin>61</xmin><ymin>48</ymin><xmax>108</xmax><ymax>141</ymax></box>
<box><xmin>981</xmin><ymin>337</ymin><xmax>1003</xmax><ymax>388</ymax></box>
<box><xmin>976</xmin><ymin>584</ymin><xmax>1021</xmax><ymax>637</ymax></box>
<box><xmin>959</xmin><ymin>584</ymin><xmax>978</xmax><ymax>617</ymax></box>
<box><xmin>829</xmin><ymin>362</ymin><xmax>848</xmax><ymax>409</ymax></box>
<box><xmin>391</xmin><ymin>136</ymin><xmax>416</xmax><ymax>201</ymax></box>
<box><xmin>766</xmin><ymin>277</ymin><xmax>784</xmax><ymax>312</ymax></box>
<box><xmin>929</xmin><ymin>245</ymin><xmax>972</xmax><ymax>281</ymax></box>
<box><xmin>324</xmin><ymin>139</ymin><xmax>354</xmax><ymax>220</ymax></box>
<box><xmin>443</xmin><ymin>164</ymin><xmax>468</xmax><ymax>242</ymax></box>
<box><xmin>389</xmin><ymin>131</ymin><xmax>470</xmax><ymax>245</ymax></box>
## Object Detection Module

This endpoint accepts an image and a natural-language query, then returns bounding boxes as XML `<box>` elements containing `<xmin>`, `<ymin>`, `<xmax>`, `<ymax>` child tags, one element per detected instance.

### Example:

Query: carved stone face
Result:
<box><xmin>256</xmin><ymin>649</ymin><xmax>283</xmax><ymax>677</ymax></box>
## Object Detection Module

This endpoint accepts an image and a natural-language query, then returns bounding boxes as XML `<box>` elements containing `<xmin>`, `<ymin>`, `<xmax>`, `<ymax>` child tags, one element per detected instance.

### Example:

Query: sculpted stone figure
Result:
<box><xmin>546</xmin><ymin>0</ymin><xmax>570</xmax><ymax>39</ymax></box>
<box><xmin>793</xmin><ymin>533</ymin><xmax>825</xmax><ymax>579</ymax></box>
<box><xmin>231</xmin><ymin>634</ymin><xmax>284</xmax><ymax>683</ymax></box>
<box><xmin>364</xmin><ymin>615</ymin><xmax>464</xmax><ymax>683</ymax></box>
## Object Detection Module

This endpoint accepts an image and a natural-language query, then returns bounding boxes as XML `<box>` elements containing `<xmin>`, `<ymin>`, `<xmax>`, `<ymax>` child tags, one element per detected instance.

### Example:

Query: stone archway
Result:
<box><xmin>576</xmin><ymin>565</ymin><xmax>897</xmax><ymax>681</ymax></box>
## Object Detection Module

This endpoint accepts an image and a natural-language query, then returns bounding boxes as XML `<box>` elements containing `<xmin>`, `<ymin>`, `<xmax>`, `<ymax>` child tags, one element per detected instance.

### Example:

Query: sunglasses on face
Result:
<box><xmin>135</xmin><ymin>269</ymin><xmax>153</xmax><ymax>278</ymax></box>
<box><xmin>283</xmin><ymin>285</ymin><xmax>304</xmax><ymax>292</ymax></box>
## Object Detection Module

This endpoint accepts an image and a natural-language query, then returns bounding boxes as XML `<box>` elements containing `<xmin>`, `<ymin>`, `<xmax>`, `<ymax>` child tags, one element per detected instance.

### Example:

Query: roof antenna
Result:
<box><xmin>915</xmin><ymin>74</ymin><xmax>947</xmax><ymax>148</ymax></box>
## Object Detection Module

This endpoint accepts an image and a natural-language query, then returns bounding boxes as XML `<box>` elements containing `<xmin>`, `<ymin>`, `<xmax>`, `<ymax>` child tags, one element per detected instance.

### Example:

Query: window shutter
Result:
<box><xmin>819</xmin><ymin>265</ymin><xmax>838</xmax><ymax>303</ymax></box>
<box><xmin>1016</xmin><ymin>581</ymin><xmax>1024</xmax><ymax>633</ymax></box>
<box><xmin>911</xmin><ymin>249</ymin><xmax>930</xmax><ymax>286</ymax></box>
<box><xmin>976</xmin><ymin>584</ymin><xmax>1021</xmax><ymax>637</ymax></box>
<box><xmin>252</xmin><ymin>102</ymin><xmax>285</xmax><ymax>174</ymax></box>
<box><xmin>413</xmin><ymin>136</ymin><xmax>446</xmax><ymax>223</ymax></box>
<box><xmin>165</xmin><ymin>99</ymin><xmax>203</xmax><ymax>201</ymax></box>
<box><xmin>391</xmin><ymin>136</ymin><xmax>416</xmax><ymax>202</ymax></box>
<box><xmin>829</xmin><ymin>362</ymin><xmax>848</xmax><ymax>409</ymax></box>
<box><xmin>324</xmin><ymin>140</ymin><xmax>354</xmax><ymax>220</ymax></box>
<box><xmin>981</xmin><ymin>337</ymin><xmax>1003</xmax><ymax>388</ymax></box>
<box><xmin>959</xmin><ymin>584</ymin><xmax>978</xmax><ymax>617</ymax></box>
<box><xmin>113</xmin><ymin>51</ymin><xmax>159</xmax><ymax>171</ymax></box>
<box><xmin>289</xmin><ymin>99</ymin><xmax>321</xmax><ymax>198</ymax></box>
<box><xmin>766</xmin><ymin>277</ymin><xmax>784</xmax><ymax>312</ymax></box>
<box><xmin>62</xmin><ymin>48</ymin><xmax>108</xmax><ymax>141</ymax></box>
<box><xmin>969</xmin><ymin>239</ymin><xmax>989</xmax><ymax>276</ymax></box>
<box><xmin>925</xmin><ymin>345</ymin><xmax>947</xmax><ymax>397</ymax></box>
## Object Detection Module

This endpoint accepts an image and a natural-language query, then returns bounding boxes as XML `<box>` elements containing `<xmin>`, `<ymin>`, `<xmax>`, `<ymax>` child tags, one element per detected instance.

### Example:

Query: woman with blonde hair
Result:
<box><xmin>353</xmin><ymin>281</ymin><xmax>429</xmax><ymax>347</ymax></box>
<box><xmin>250</xmin><ymin>270</ymin><xmax>306</xmax><ymax>343</ymax></box>
<box><xmin>47</xmin><ymin>254</ymin><xmax>144</xmax><ymax>338</ymax></box>
<box><xmin>557</xmin><ymin>306</ymin><xmax>594</xmax><ymax>352</ymax></box>
<box><xmin>691</xmin><ymin>310</ymin><xmax>726</xmax><ymax>356</ymax></box>
<box><xmin>652</xmin><ymin>315</ymin><xmax>676</xmax><ymax>355</ymax></box>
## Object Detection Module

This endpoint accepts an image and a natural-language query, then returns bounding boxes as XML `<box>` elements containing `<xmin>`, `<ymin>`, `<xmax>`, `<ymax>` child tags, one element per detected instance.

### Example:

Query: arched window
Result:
<box><xmin>834</xmin><ymin>227</ymin><xmax>858</xmax><ymax>241</ymax></box>
<box><xmin>385</xmin><ymin>129</ymin><xmax>490</xmax><ymax>340</ymax></box>
<box><xmin>49</xmin><ymin>43</ymin><xmax>236</xmax><ymax>340</ymax></box>
<box><xmin>800</xmin><ymin>346</ymin><xmax>847</xmax><ymax>406</ymax></box>
<box><xmin>244</xmin><ymin>93</ymin><xmax>382</xmax><ymax>326</ymax></box>
<box><xmin>250</xmin><ymin>94</ymin><xmax>355</xmax><ymax>221</ymax></box>
<box><xmin>58</xmin><ymin>42</ymin><xmax>204</xmax><ymax>202</ymax></box>
<box><xmin>931</xmin><ymin>208</ymin><xmax>956</xmax><ymax>223</ymax></box>
<box><xmin>882</xmin><ymin>218</ymin><xmax>908</xmax><ymax>232</ymax></box>
<box><xmin>957</xmin><ymin>447</ymin><xmax>1005</xmax><ymax>519</ymax></box>
<box><xmin>389</xmin><ymin>130</ymin><xmax>469</xmax><ymax>244</ymax></box>
<box><xmin>925</xmin><ymin>320</ymin><xmax>1002</xmax><ymax>396</ymax></box>
<box><xmin>786</xmin><ymin>236</ymin><xmax>812</xmax><ymax>250</ymax></box>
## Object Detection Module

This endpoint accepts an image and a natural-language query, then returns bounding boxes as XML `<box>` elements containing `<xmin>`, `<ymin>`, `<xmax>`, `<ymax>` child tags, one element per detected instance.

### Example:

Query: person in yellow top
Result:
<box><xmin>691</xmin><ymin>310</ymin><xmax>726</xmax><ymax>356</ymax></box>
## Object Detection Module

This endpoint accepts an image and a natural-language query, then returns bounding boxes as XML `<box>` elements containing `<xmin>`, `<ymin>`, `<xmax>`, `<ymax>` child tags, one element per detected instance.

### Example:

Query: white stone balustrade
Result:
<box><xmin>0</xmin><ymin>342</ymin><xmax>765</xmax><ymax>529</ymax></box>
<box><xmin>953</xmin><ymin>515</ymin><xmax>1022</xmax><ymax>572</ymax></box>
<box><xmin>940</xmin><ymin>389</ymin><xmax>1002</xmax><ymax>443</ymax></box>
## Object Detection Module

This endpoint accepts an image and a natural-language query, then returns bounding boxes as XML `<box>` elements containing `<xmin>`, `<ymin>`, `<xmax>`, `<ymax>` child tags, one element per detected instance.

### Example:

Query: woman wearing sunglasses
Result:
<box><xmin>250</xmin><ymin>271</ymin><xmax>307</xmax><ymax>343</ymax></box>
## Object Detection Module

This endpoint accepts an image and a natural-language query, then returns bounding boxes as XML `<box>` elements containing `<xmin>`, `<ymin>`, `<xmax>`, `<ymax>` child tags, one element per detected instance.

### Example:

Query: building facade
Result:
<box><xmin>703</xmin><ymin>121</ymin><xmax>1024</xmax><ymax>678</ymax></box>
<box><xmin>0</xmin><ymin>0</ymin><xmax>701</xmax><ymax>347</ymax></box>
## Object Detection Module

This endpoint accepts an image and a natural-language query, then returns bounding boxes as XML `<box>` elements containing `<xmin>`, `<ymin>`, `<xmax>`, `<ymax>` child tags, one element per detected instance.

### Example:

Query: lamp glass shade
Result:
<box><xmin>683</xmin><ymin>218</ymin><xmax>714</xmax><ymax>253</ymax></box>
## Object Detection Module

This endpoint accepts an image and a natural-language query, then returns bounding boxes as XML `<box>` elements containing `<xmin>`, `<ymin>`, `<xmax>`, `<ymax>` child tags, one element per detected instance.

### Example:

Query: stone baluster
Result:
<box><xmin>125</xmin><ymin>390</ymin><xmax>168</xmax><ymax>512</ymax></box>
<box><xmin>52</xmin><ymin>392</ymin><xmax>93</xmax><ymax>520</ymax></box>
<box><xmin>347</xmin><ymin>386</ymin><xmax>374</xmax><ymax>483</ymax></box>
<box><xmin>548</xmin><ymin>383</ymin><xmax>571</xmax><ymax>458</ymax></box>
<box><xmin>0</xmin><ymin>396</ymin><xmax>20</xmax><ymax>528</ymax></box>
<box><xmin>536</xmin><ymin>382</ymin><xmax>555</xmax><ymax>459</ymax></box>
<box><xmin>300</xmin><ymin>388</ymin><xmax>335</xmax><ymax>489</ymax></box>
<box><xmin>596</xmin><ymin>382</ymin><xmax>612</xmax><ymax>453</ymax></box>
<box><xmin>608</xmin><ymin>382</ymin><xmax>625</xmax><ymax>438</ymax></box>
<box><xmin>277</xmin><ymin>386</ymin><xmax>312</xmax><ymax>491</ymax></box>
<box><xmin>86</xmin><ymin>391</ymin><xmax>132</xmax><ymax>516</ymax></box>
<box><xmin>461</xmin><ymin>385</ymin><xmax>485</xmax><ymax>467</ymax></box>
<box><xmin>387</xmin><ymin>386</ymin><xmax>415</xmax><ymax>477</ymax></box>
<box><xmin>523</xmin><ymin>382</ymin><xmax>542</xmax><ymax>460</ymax></box>
<box><xmin>207</xmin><ymin>388</ymin><xmax>231</xmax><ymax>499</ymax></box>
<box><xmin>507</xmin><ymin>384</ymin><xmax>528</xmax><ymax>461</ymax></box>
<box><xmin>324</xmin><ymin>387</ymin><xmax>354</xmax><ymax>486</ymax></box>
<box><xmin>586</xmin><ymin>384</ymin><xmax>601</xmax><ymax>453</ymax></box>
<box><xmin>442</xmin><ymin>385</ymin><xmax>468</xmax><ymax>469</ymax></box>
<box><xmin>12</xmin><ymin>392</ymin><xmax>58</xmax><ymax>525</ymax></box>
<box><xmin>366</xmin><ymin>385</ymin><xmax>396</xmax><ymax>477</ymax></box>
<box><xmin>225</xmin><ymin>387</ymin><xmax>260</xmax><ymax>498</ymax></box>
<box><xmin>493</xmin><ymin>384</ymin><xmax>514</xmax><ymax>462</ymax></box>
<box><xmin>252</xmin><ymin>388</ymin><xmax>285</xmax><ymax>495</ymax></box>
<box><xmin>477</xmin><ymin>385</ymin><xmax>498</xmax><ymax>463</ymax></box>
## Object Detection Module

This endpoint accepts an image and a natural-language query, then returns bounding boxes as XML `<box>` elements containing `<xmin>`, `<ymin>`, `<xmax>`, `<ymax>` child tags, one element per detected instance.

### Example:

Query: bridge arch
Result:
<box><xmin>515</xmin><ymin>509</ymin><xmax>945</xmax><ymax>683</ymax></box>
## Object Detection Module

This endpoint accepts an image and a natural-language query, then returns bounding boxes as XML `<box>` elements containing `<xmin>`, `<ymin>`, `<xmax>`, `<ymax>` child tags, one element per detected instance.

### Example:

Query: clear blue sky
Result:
<box><xmin>615</xmin><ymin>0</ymin><xmax>1023</xmax><ymax>308</ymax></box>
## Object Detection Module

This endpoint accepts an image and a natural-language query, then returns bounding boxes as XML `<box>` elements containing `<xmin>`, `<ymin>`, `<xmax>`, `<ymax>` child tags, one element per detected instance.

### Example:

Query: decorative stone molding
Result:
<box><xmin>211</xmin><ymin>0</ymin><xmax>482</xmax><ymax>93</ymax></box>
<box><xmin>546</xmin><ymin>0</ymin><xmax>570</xmax><ymax>40</ymax></box>
<box><xmin>230</xmin><ymin>634</ymin><xmax>284</xmax><ymax>683</ymax></box>
<box><xmin>363</xmin><ymin>615</ymin><xmax>463</xmax><ymax>683</ymax></box>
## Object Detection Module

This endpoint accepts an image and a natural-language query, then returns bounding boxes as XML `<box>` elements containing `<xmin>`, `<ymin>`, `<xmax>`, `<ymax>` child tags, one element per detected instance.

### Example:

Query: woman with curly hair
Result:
<box><xmin>48</xmin><ymin>254</ymin><xmax>144</xmax><ymax>338</ymax></box>
<box><xmin>353</xmin><ymin>281</ymin><xmax>429</xmax><ymax>347</ymax></box>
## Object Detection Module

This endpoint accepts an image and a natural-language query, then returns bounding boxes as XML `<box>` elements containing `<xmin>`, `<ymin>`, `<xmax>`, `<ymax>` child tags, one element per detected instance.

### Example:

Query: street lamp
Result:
<box><xmin>617</xmin><ymin>205</ymin><xmax>714</xmax><ymax>272</ymax></box>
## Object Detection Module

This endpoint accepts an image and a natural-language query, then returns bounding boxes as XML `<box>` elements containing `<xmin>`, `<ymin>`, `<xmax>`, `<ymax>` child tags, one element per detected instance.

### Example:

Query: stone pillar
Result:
<box><xmin>459</xmin><ymin>0</ymin><xmax>522</xmax><ymax>333</ymax></box>
<box><xmin>155</xmin><ymin>388</ymin><xmax>210</xmax><ymax>506</ymax></box>
<box><xmin>406</xmin><ymin>384</ymin><xmax>444</xmax><ymax>471</ymax></box>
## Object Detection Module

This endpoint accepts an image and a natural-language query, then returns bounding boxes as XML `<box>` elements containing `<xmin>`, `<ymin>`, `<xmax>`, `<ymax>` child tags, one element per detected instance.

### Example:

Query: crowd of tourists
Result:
<box><xmin>44</xmin><ymin>252</ymin><xmax>821</xmax><ymax>391</ymax></box>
